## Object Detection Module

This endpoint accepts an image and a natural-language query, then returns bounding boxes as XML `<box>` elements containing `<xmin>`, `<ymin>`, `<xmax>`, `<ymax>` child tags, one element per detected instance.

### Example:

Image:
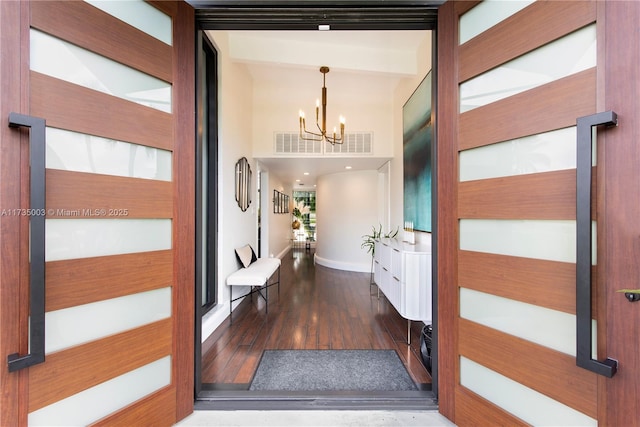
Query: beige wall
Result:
<box><xmin>203</xmin><ymin>31</ymin><xmax>259</xmax><ymax>338</ymax></box>
<box><xmin>392</xmin><ymin>32</ymin><xmax>433</xmax><ymax>243</ymax></box>
<box><xmin>263</xmin><ymin>166</ymin><xmax>293</xmax><ymax>259</ymax></box>
<box><xmin>315</xmin><ymin>170</ymin><xmax>380</xmax><ymax>272</ymax></box>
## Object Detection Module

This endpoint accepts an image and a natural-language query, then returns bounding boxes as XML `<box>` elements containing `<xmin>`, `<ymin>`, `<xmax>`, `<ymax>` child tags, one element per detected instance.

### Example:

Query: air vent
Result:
<box><xmin>325</xmin><ymin>132</ymin><xmax>373</xmax><ymax>155</ymax></box>
<box><xmin>274</xmin><ymin>133</ymin><xmax>322</xmax><ymax>154</ymax></box>
<box><xmin>274</xmin><ymin>132</ymin><xmax>373</xmax><ymax>155</ymax></box>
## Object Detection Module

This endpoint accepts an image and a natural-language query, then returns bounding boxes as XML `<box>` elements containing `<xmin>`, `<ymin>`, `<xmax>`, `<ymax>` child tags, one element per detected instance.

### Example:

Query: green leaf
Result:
<box><xmin>361</xmin><ymin>224</ymin><xmax>400</xmax><ymax>256</ymax></box>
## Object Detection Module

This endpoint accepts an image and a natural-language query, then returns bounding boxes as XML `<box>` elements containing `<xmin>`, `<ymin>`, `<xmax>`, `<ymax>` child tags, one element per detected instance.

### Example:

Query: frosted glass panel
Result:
<box><xmin>459</xmin><ymin>127</ymin><xmax>576</xmax><ymax>181</ymax></box>
<box><xmin>460</xmin><ymin>24</ymin><xmax>596</xmax><ymax>112</ymax></box>
<box><xmin>460</xmin><ymin>219</ymin><xmax>575</xmax><ymax>263</ymax></box>
<box><xmin>84</xmin><ymin>0</ymin><xmax>172</xmax><ymax>45</ymax></box>
<box><xmin>46</xmin><ymin>287</ymin><xmax>171</xmax><ymax>354</ymax></box>
<box><xmin>47</xmin><ymin>127</ymin><xmax>172</xmax><ymax>181</ymax></box>
<box><xmin>459</xmin><ymin>0</ymin><xmax>534</xmax><ymax>44</ymax></box>
<box><xmin>30</xmin><ymin>29</ymin><xmax>171</xmax><ymax>112</ymax></box>
<box><xmin>460</xmin><ymin>357</ymin><xmax>596</xmax><ymax>426</ymax></box>
<box><xmin>46</xmin><ymin>219</ymin><xmax>171</xmax><ymax>261</ymax></box>
<box><xmin>460</xmin><ymin>288</ymin><xmax>576</xmax><ymax>355</ymax></box>
<box><xmin>29</xmin><ymin>356</ymin><xmax>171</xmax><ymax>426</ymax></box>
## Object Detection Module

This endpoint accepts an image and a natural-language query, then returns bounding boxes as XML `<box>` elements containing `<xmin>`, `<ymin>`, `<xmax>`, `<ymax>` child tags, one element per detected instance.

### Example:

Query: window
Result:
<box><xmin>293</xmin><ymin>191</ymin><xmax>316</xmax><ymax>241</ymax></box>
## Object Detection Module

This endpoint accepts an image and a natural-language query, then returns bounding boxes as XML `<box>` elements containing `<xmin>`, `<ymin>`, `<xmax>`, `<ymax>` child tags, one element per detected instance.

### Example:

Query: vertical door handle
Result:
<box><xmin>7</xmin><ymin>113</ymin><xmax>46</xmax><ymax>372</ymax></box>
<box><xmin>576</xmin><ymin>111</ymin><xmax>617</xmax><ymax>378</ymax></box>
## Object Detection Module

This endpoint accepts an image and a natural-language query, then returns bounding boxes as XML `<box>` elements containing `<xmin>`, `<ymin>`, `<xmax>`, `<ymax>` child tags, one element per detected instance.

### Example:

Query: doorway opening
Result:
<box><xmin>193</xmin><ymin>2</ymin><xmax>441</xmax><ymax>410</ymax></box>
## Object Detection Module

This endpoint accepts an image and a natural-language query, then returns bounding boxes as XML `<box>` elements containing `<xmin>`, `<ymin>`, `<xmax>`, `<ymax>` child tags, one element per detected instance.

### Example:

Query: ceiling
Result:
<box><xmin>207</xmin><ymin>29</ymin><xmax>430</xmax><ymax>189</ymax></box>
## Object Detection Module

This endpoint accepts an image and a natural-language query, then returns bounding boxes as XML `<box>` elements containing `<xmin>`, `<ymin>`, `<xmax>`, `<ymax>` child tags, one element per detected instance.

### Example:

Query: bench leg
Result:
<box><xmin>228</xmin><ymin>263</ymin><xmax>280</xmax><ymax>323</ymax></box>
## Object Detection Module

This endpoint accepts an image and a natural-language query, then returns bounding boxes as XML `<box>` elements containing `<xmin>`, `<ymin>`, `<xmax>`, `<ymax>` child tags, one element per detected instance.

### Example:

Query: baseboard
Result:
<box><xmin>201</xmin><ymin>304</ymin><xmax>229</xmax><ymax>343</ymax></box>
<box><xmin>313</xmin><ymin>254</ymin><xmax>370</xmax><ymax>273</ymax></box>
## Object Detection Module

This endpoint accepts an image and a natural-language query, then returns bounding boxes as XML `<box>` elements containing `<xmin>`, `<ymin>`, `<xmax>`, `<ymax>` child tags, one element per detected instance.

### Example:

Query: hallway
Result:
<box><xmin>201</xmin><ymin>249</ymin><xmax>431</xmax><ymax>388</ymax></box>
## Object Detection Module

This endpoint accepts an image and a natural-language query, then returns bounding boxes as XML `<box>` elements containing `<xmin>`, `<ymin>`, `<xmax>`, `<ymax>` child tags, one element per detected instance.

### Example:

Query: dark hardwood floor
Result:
<box><xmin>201</xmin><ymin>248</ymin><xmax>431</xmax><ymax>388</ymax></box>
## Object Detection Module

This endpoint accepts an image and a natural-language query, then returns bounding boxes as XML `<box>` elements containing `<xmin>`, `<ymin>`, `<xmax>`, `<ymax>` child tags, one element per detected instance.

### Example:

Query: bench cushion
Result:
<box><xmin>226</xmin><ymin>258</ymin><xmax>281</xmax><ymax>287</ymax></box>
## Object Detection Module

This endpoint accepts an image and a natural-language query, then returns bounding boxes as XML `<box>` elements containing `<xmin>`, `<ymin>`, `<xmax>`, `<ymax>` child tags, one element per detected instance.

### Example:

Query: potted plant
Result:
<box><xmin>361</xmin><ymin>224</ymin><xmax>398</xmax><ymax>286</ymax></box>
<box><xmin>361</xmin><ymin>224</ymin><xmax>399</xmax><ymax>256</ymax></box>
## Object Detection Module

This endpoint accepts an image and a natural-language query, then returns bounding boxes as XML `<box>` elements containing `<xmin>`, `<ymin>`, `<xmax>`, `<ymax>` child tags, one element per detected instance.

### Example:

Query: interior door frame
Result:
<box><xmin>191</xmin><ymin>0</ymin><xmax>443</xmax><ymax>409</ymax></box>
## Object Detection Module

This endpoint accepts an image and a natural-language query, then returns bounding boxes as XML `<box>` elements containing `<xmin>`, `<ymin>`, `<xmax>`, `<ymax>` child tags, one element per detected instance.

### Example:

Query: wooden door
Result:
<box><xmin>0</xmin><ymin>1</ymin><xmax>195</xmax><ymax>425</ymax></box>
<box><xmin>437</xmin><ymin>1</ymin><xmax>640</xmax><ymax>425</ymax></box>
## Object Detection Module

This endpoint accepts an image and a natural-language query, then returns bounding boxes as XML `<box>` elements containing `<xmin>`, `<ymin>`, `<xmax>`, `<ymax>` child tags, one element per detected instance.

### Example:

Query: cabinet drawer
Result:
<box><xmin>391</xmin><ymin>248</ymin><xmax>402</xmax><ymax>281</ymax></box>
<box><xmin>380</xmin><ymin>243</ymin><xmax>391</xmax><ymax>269</ymax></box>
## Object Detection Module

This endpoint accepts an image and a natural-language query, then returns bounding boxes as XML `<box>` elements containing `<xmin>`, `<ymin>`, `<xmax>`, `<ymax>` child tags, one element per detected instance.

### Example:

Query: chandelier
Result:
<box><xmin>298</xmin><ymin>66</ymin><xmax>345</xmax><ymax>145</ymax></box>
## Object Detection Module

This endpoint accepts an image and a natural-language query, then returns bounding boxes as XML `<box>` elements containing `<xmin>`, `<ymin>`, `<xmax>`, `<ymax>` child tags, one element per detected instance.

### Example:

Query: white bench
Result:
<box><xmin>226</xmin><ymin>257</ymin><xmax>281</xmax><ymax>323</ymax></box>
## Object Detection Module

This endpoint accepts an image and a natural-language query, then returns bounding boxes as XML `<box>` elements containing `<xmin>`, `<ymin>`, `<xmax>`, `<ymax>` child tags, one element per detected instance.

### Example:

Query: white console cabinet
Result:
<box><xmin>373</xmin><ymin>237</ymin><xmax>432</xmax><ymax>341</ymax></box>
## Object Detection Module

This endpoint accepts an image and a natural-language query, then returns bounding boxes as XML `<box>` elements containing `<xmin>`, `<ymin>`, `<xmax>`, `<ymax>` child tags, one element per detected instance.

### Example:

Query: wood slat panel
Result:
<box><xmin>459</xmin><ymin>168</ymin><xmax>598</xmax><ymax>220</ymax></box>
<box><xmin>455</xmin><ymin>387</ymin><xmax>529</xmax><ymax>427</ymax></box>
<box><xmin>172</xmin><ymin>2</ymin><xmax>196</xmax><ymax>421</ymax></box>
<box><xmin>459</xmin><ymin>1</ymin><xmax>596</xmax><ymax>82</ymax></box>
<box><xmin>148</xmin><ymin>0</ymin><xmax>179</xmax><ymax>16</ymax></box>
<box><xmin>459</xmin><ymin>250</ymin><xmax>575</xmax><ymax>315</ymax></box>
<box><xmin>90</xmin><ymin>385</ymin><xmax>176</xmax><ymax>427</ymax></box>
<box><xmin>30</xmin><ymin>72</ymin><xmax>173</xmax><ymax>151</ymax></box>
<box><xmin>435</xmin><ymin>0</ymin><xmax>461</xmax><ymax>420</ymax></box>
<box><xmin>31</xmin><ymin>1</ymin><xmax>172</xmax><ymax>83</ymax></box>
<box><xmin>602</xmin><ymin>2</ymin><xmax>640</xmax><ymax>425</ymax></box>
<box><xmin>459</xmin><ymin>69</ymin><xmax>596</xmax><ymax>151</ymax></box>
<box><xmin>455</xmin><ymin>1</ymin><xmax>480</xmax><ymax>17</ymax></box>
<box><xmin>459</xmin><ymin>251</ymin><xmax>598</xmax><ymax>318</ymax></box>
<box><xmin>459</xmin><ymin>318</ymin><xmax>597</xmax><ymax>418</ymax></box>
<box><xmin>46</xmin><ymin>169</ymin><xmax>172</xmax><ymax>219</ymax></box>
<box><xmin>0</xmin><ymin>1</ymin><xmax>28</xmax><ymax>425</ymax></box>
<box><xmin>459</xmin><ymin>169</ymin><xmax>576</xmax><ymax>220</ymax></box>
<box><xmin>29</xmin><ymin>318</ymin><xmax>172</xmax><ymax>412</ymax></box>
<box><xmin>46</xmin><ymin>250</ymin><xmax>173</xmax><ymax>312</ymax></box>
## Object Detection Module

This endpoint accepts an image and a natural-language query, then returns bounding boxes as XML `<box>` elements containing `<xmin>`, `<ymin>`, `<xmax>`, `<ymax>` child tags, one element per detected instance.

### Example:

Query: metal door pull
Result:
<box><xmin>7</xmin><ymin>113</ymin><xmax>46</xmax><ymax>372</ymax></box>
<box><xmin>575</xmin><ymin>111</ymin><xmax>618</xmax><ymax>378</ymax></box>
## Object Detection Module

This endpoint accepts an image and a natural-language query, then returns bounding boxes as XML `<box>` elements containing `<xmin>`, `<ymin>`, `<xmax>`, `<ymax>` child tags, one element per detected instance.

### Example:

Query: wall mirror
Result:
<box><xmin>235</xmin><ymin>157</ymin><xmax>252</xmax><ymax>212</ymax></box>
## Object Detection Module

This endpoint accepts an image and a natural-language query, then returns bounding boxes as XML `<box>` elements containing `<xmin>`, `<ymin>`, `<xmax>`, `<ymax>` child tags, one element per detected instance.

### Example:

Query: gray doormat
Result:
<box><xmin>249</xmin><ymin>350</ymin><xmax>417</xmax><ymax>391</ymax></box>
